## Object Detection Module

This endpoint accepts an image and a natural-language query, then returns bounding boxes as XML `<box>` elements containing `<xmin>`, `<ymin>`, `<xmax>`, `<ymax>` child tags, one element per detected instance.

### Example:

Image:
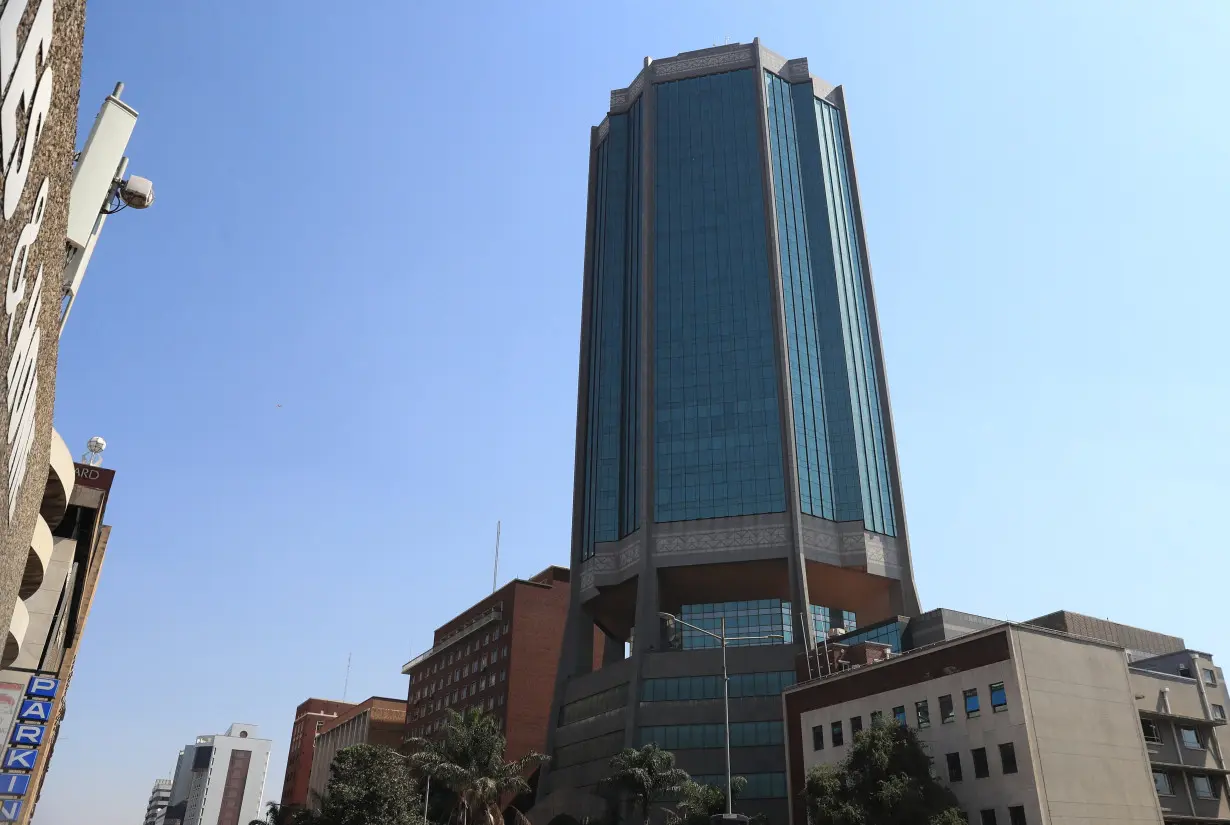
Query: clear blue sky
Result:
<box><xmin>39</xmin><ymin>1</ymin><xmax>1230</xmax><ymax>822</ymax></box>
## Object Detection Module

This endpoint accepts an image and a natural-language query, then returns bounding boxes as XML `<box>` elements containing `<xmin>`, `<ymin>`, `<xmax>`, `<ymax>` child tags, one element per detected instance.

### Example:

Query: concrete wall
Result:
<box><xmin>1014</xmin><ymin>629</ymin><xmax>1162</xmax><ymax>824</ymax></box>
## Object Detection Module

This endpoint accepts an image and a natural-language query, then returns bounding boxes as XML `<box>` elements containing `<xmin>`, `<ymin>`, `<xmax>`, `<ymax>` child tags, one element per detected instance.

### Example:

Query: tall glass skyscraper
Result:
<box><xmin>537</xmin><ymin>42</ymin><xmax>920</xmax><ymax>824</ymax></box>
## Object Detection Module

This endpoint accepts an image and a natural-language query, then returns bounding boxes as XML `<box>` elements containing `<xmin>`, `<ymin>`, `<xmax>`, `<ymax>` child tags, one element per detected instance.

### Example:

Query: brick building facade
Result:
<box><xmin>279</xmin><ymin>698</ymin><xmax>351</xmax><ymax>808</ymax></box>
<box><xmin>403</xmin><ymin>567</ymin><xmax>601</xmax><ymax>768</ymax></box>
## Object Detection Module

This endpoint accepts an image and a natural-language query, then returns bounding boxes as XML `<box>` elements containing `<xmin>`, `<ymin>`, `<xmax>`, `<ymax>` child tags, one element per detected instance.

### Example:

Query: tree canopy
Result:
<box><xmin>313</xmin><ymin>744</ymin><xmax>423</xmax><ymax>825</ymax></box>
<box><xmin>804</xmin><ymin>720</ymin><xmax>966</xmax><ymax>825</ymax></box>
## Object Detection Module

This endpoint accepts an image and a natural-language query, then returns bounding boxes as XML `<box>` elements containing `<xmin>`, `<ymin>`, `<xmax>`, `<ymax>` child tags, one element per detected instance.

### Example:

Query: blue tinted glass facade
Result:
<box><xmin>760</xmin><ymin>72</ymin><xmax>898</xmax><ymax>536</ymax></box>
<box><xmin>809</xmin><ymin>604</ymin><xmax>858</xmax><ymax>639</ymax></box>
<box><xmin>676</xmin><ymin>600</ymin><xmax>860</xmax><ymax>649</ymax></box>
<box><xmin>581</xmin><ymin>102</ymin><xmax>643</xmax><ymax>560</ymax></box>
<box><xmin>764</xmin><ymin>73</ymin><xmax>835</xmax><ymax>521</ymax></box>
<box><xmin>653</xmin><ymin>70</ymin><xmax>785</xmax><ymax>523</ymax></box>
<box><xmin>834</xmin><ymin>619</ymin><xmax>904</xmax><ymax>653</ymax></box>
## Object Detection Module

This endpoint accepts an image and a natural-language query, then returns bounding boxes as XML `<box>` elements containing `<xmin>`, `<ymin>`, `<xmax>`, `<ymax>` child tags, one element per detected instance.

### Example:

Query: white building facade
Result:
<box><xmin>164</xmin><ymin>724</ymin><xmax>270</xmax><ymax>825</ymax></box>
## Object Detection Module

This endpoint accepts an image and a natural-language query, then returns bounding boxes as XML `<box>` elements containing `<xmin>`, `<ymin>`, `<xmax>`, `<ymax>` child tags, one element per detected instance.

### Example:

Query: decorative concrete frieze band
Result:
<box><xmin>653</xmin><ymin>48</ymin><xmax>754</xmax><ymax>77</ymax></box>
<box><xmin>596</xmin><ymin>116</ymin><xmax>610</xmax><ymax>143</ymax></box>
<box><xmin>655</xmin><ymin>525</ymin><xmax>788</xmax><ymax>556</ymax></box>
<box><xmin>785</xmin><ymin>58</ymin><xmax>810</xmax><ymax>81</ymax></box>
<box><xmin>800</xmin><ymin>524</ymin><xmax>841</xmax><ymax>566</ymax></box>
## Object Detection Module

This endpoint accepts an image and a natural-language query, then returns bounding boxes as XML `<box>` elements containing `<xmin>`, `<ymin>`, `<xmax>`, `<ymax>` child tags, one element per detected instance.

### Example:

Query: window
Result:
<box><xmin>1008</xmin><ymin>807</ymin><xmax>1026</xmax><ymax>825</ymax></box>
<box><xmin>1214</xmin><ymin>704</ymin><xmax>1226</xmax><ymax>721</ymax></box>
<box><xmin>1193</xmin><ymin>775</ymin><xmax>1216</xmax><ymax>800</ymax></box>
<box><xmin>640</xmin><ymin>671</ymin><xmax>796</xmax><ymax>701</ymax></box>
<box><xmin>1141</xmin><ymin>719</ymin><xmax>1163</xmax><ymax>744</ymax></box>
<box><xmin>503</xmin><ymin>645</ymin><xmax>509</xmax><ymax>658</ymax></box>
<box><xmin>892</xmin><ymin>706</ymin><xmax>906</xmax><ymax>727</ymax></box>
<box><xmin>1180</xmin><ymin>727</ymin><xmax>1203</xmax><ymax>749</ymax></box>
<box><xmin>990</xmin><ymin>682</ymin><xmax>1007</xmax><ymax>713</ymax></box>
<box><xmin>487</xmin><ymin>697</ymin><xmax>494</xmax><ymax>710</ymax></box>
<box><xmin>481</xmin><ymin>655</ymin><xmax>488</xmax><ymax>667</ymax></box>
<box><xmin>999</xmin><ymin>742</ymin><xmax>1017</xmax><ymax>774</ymax></box>
<box><xmin>946</xmin><ymin>752</ymin><xmax>963</xmax><ymax>782</ymax></box>
<box><xmin>463</xmin><ymin>664</ymin><xmax>470</xmax><ymax>677</ymax></box>
<box><xmin>501</xmin><ymin>670</ymin><xmax>506</xmax><ymax>682</ymax></box>
<box><xmin>639</xmin><ymin>721</ymin><xmax>784</xmax><ymax>750</ymax></box>
<box><xmin>812</xmin><ymin>725</ymin><xmax>824</xmax><ymax>751</ymax></box>
<box><xmin>964</xmin><ymin>689</ymin><xmax>981</xmax><ymax>718</ymax></box>
<box><xmin>497</xmin><ymin>695</ymin><xmax>504</xmax><ymax>706</ymax></box>
<box><xmin>870</xmin><ymin>711</ymin><xmax>883</xmax><ymax>725</ymax></box>
<box><xmin>483</xmin><ymin>633</ymin><xmax>490</xmax><ymax>645</ymax></box>
<box><xmin>503</xmin><ymin>622</ymin><xmax>509</xmax><ymax>633</ymax></box>
<box><xmin>916</xmin><ymin>700</ymin><xmax>930</xmax><ymax>728</ymax></box>
<box><xmin>831</xmin><ymin>720</ymin><xmax>844</xmax><ymax>747</ymax></box>
<box><xmin>850</xmin><ymin>716</ymin><xmax>863</xmax><ymax>736</ymax></box>
<box><xmin>1204</xmin><ymin>668</ymin><xmax>1218</xmax><ymax>686</ymax></box>
<box><xmin>939</xmin><ymin>694</ymin><xmax>955</xmax><ymax>723</ymax></box>
<box><xmin>971</xmin><ymin>747</ymin><xmax>989</xmax><ymax>779</ymax></box>
<box><xmin>980</xmin><ymin>810</ymin><xmax>996</xmax><ymax>825</ymax></box>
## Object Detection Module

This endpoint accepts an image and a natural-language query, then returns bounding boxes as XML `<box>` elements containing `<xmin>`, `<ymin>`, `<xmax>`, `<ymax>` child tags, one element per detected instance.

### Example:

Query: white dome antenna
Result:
<box><xmin>81</xmin><ymin>436</ymin><xmax>107</xmax><ymax>466</ymax></box>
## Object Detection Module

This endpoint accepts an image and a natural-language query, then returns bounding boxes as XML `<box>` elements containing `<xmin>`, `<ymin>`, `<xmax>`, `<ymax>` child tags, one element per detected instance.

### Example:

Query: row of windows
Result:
<box><xmin>413</xmin><ymin>646</ymin><xmax>509</xmax><ymax>701</ymax></box>
<box><xmin>558</xmin><ymin>684</ymin><xmax>629</xmax><ymax>727</ymax></box>
<box><xmin>691</xmin><ymin>773</ymin><xmax>787</xmax><ymax>799</ymax></box>
<box><xmin>1153</xmin><ymin>770</ymin><xmax>1221</xmax><ymax>800</ymax></box>
<box><xmin>640</xmin><ymin>671</ymin><xmax>796</xmax><ymax>702</ymax></box>
<box><xmin>1141</xmin><ymin>718</ymin><xmax>1214</xmax><ymax>749</ymax></box>
<box><xmin>411</xmin><ymin>621</ymin><xmax>508</xmax><ymax>685</ymax></box>
<box><xmin>674</xmin><ymin>600</ymin><xmax>858</xmax><ymax>650</ymax></box>
<box><xmin>554</xmin><ymin>731</ymin><xmax>624</xmax><ymax>770</ymax></box>
<box><xmin>409</xmin><ymin>701</ymin><xmax>504</xmax><ymax>738</ymax></box>
<box><xmin>811</xmin><ymin>682</ymin><xmax>1010</xmax><ymax>752</ymax></box>
<box><xmin>639</xmin><ymin>721</ymin><xmax>783</xmax><ymax>750</ymax></box>
<box><xmin>415</xmin><ymin>670</ymin><xmax>507</xmax><ymax>717</ymax></box>
<box><xmin>970</xmin><ymin>808</ymin><xmax>1028</xmax><ymax>825</ymax></box>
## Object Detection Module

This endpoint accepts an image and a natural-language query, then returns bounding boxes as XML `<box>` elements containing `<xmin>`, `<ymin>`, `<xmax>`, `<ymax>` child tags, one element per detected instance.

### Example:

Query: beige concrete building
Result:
<box><xmin>306</xmin><ymin>696</ymin><xmax>407</xmax><ymax>807</ymax></box>
<box><xmin>783</xmin><ymin>617</ymin><xmax>1229</xmax><ymax>825</ymax></box>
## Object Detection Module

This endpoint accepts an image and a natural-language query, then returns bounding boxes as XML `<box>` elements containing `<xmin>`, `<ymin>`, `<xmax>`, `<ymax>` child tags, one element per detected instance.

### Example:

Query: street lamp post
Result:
<box><xmin>659</xmin><ymin>611</ymin><xmax>784</xmax><ymax>824</ymax></box>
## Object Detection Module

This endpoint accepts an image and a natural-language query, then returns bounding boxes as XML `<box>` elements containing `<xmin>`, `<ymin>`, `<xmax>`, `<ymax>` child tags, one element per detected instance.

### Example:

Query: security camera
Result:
<box><xmin>119</xmin><ymin>175</ymin><xmax>155</xmax><ymax>209</ymax></box>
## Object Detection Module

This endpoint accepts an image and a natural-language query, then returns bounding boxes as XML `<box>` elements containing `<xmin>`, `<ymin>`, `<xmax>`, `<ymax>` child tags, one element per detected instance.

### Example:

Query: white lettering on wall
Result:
<box><xmin>0</xmin><ymin>0</ymin><xmax>56</xmax><ymax>519</ymax></box>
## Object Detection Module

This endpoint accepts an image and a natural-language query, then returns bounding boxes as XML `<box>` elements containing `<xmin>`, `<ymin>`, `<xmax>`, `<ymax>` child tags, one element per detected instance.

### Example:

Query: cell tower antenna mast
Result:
<box><xmin>492</xmin><ymin>521</ymin><xmax>501</xmax><ymax>593</ymax></box>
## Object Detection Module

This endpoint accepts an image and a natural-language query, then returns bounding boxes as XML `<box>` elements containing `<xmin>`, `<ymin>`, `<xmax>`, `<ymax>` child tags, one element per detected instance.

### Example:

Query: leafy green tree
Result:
<box><xmin>604</xmin><ymin>744</ymin><xmax>690</xmax><ymax>825</ymax></box>
<box><xmin>406</xmin><ymin>708</ymin><xmax>546</xmax><ymax>825</ymax></box>
<box><xmin>803</xmin><ymin>719</ymin><xmax>966</xmax><ymax>825</ymax></box>
<box><xmin>315</xmin><ymin>744</ymin><xmax>423</xmax><ymax>825</ymax></box>
<box><xmin>664</xmin><ymin>776</ymin><xmax>747</xmax><ymax>825</ymax></box>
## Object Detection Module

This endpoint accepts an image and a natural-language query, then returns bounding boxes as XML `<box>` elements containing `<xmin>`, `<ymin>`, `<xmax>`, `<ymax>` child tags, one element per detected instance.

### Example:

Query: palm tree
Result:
<box><xmin>406</xmin><ymin>708</ymin><xmax>546</xmax><ymax>825</ymax></box>
<box><xmin>605</xmin><ymin>744</ymin><xmax>690</xmax><ymax>825</ymax></box>
<box><xmin>248</xmin><ymin>802</ymin><xmax>303</xmax><ymax>825</ymax></box>
<box><xmin>665</xmin><ymin>777</ymin><xmax>747</xmax><ymax>825</ymax></box>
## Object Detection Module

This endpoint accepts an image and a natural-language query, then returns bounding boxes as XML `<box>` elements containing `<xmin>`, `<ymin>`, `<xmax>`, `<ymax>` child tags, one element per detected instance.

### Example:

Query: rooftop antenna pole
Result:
<box><xmin>342</xmin><ymin>652</ymin><xmax>351</xmax><ymax>702</ymax></box>
<box><xmin>492</xmin><ymin>521</ymin><xmax>501</xmax><ymax>593</ymax></box>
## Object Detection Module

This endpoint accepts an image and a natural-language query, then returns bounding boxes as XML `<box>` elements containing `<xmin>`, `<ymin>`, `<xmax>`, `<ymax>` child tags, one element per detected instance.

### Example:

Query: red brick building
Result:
<box><xmin>280</xmin><ymin>698</ymin><xmax>352</xmax><ymax>808</ymax></box>
<box><xmin>403</xmin><ymin>566</ymin><xmax>601</xmax><ymax>767</ymax></box>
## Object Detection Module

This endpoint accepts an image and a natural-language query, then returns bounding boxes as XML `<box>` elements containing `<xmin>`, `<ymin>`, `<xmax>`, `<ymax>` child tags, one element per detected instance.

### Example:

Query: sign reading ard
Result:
<box><xmin>0</xmin><ymin>676</ymin><xmax>59</xmax><ymax>820</ymax></box>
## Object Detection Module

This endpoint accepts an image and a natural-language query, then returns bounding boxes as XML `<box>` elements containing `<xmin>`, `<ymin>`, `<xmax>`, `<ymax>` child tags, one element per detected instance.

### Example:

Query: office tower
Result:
<box><xmin>279</xmin><ymin>698</ymin><xmax>351</xmax><ymax>809</ymax></box>
<box><xmin>305</xmin><ymin>697</ymin><xmax>408</xmax><ymax>807</ymax></box>
<box><xmin>0</xmin><ymin>457</ymin><xmax>115</xmax><ymax>825</ymax></box>
<box><xmin>143</xmin><ymin>779</ymin><xmax>172</xmax><ymax>825</ymax></box>
<box><xmin>537</xmin><ymin>41</ymin><xmax>918</xmax><ymax>823</ymax></box>
<box><xmin>162</xmin><ymin>724</ymin><xmax>271</xmax><ymax>825</ymax></box>
<box><xmin>404</xmin><ymin>567</ymin><xmax>600</xmax><ymax>788</ymax></box>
